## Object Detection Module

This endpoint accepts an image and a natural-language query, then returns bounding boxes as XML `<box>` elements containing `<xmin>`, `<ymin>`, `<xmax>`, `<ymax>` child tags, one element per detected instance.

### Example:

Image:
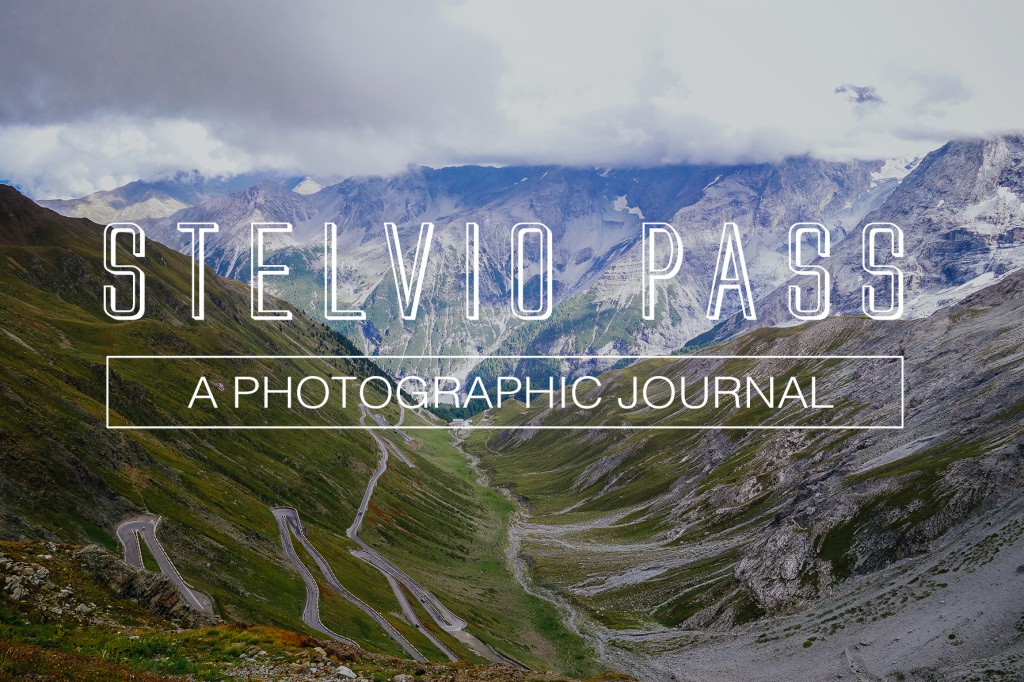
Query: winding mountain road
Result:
<box><xmin>271</xmin><ymin>508</ymin><xmax>356</xmax><ymax>646</ymax></box>
<box><xmin>350</xmin><ymin>407</ymin><xmax>467</xmax><ymax>631</ymax></box>
<box><xmin>370</xmin><ymin>407</ymin><xmax>414</xmax><ymax>466</ymax></box>
<box><xmin>115</xmin><ymin>515</ymin><xmax>215</xmax><ymax>616</ymax></box>
<box><xmin>350</xmin><ymin>406</ymin><xmax>526</xmax><ymax>667</ymax></box>
<box><xmin>378</xmin><ymin>568</ymin><xmax>458</xmax><ymax>661</ymax></box>
<box><xmin>271</xmin><ymin>404</ymin><xmax>524</xmax><ymax>667</ymax></box>
<box><xmin>111</xmin><ymin>411</ymin><xmax>520</xmax><ymax>667</ymax></box>
<box><xmin>273</xmin><ymin>506</ymin><xmax>424</xmax><ymax>660</ymax></box>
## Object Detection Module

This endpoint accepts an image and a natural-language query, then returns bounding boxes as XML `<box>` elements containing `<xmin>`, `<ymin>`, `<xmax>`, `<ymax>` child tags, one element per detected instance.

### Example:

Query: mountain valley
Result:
<box><xmin>5</xmin><ymin>135</ymin><xmax>1024</xmax><ymax>680</ymax></box>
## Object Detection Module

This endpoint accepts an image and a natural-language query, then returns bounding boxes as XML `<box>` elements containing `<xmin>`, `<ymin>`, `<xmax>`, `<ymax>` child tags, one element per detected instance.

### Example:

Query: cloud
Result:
<box><xmin>0</xmin><ymin>118</ymin><xmax>285</xmax><ymax>198</ymax></box>
<box><xmin>0</xmin><ymin>1</ymin><xmax>500</xmax><ymax>129</ymax></box>
<box><xmin>834</xmin><ymin>84</ymin><xmax>886</xmax><ymax>106</ymax></box>
<box><xmin>905</xmin><ymin>72</ymin><xmax>972</xmax><ymax>116</ymax></box>
<box><xmin>1</xmin><ymin>0</ymin><xmax>1022</xmax><ymax>198</ymax></box>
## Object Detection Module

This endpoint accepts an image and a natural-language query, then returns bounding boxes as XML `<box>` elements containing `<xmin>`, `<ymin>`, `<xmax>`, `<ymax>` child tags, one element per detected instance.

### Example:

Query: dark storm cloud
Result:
<box><xmin>0</xmin><ymin>0</ymin><xmax>501</xmax><ymax>129</ymax></box>
<box><xmin>834</xmin><ymin>84</ymin><xmax>885</xmax><ymax>106</ymax></box>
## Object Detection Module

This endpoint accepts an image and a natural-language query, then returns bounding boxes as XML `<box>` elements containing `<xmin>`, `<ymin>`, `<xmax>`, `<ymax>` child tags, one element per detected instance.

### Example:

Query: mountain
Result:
<box><xmin>41</xmin><ymin>139</ymin><xmax>1023</xmax><ymax>387</ymax></box>
<box><xmin>462</xmin><ymin>268</ymin><xmax>1024</xmax><ymax>680</ymax></box>
<box><xmin>125</xmin><ymin>158</ymin><xmax>899</xmax><ymax>382</ymax></box>
<box><xmin>0</xmin><ymin>185</ymin><xmax>593</xmax><ymax>675</ymax></box>
<box><xmin>291</xmin><ymin>176</ymin><xmax>325</xmax><ymax>195</ymax></box>
<box><xmin>36</xmin><ymin>170</ymin><xmax>293</xmax><ymax>223</ymax></box>
<box><xmin>698</xmin><ymin>135</ymin><xmax>1024</xmax><ymax>345</ymax></box>
<box><xmin>143</xmin><ymin>179</ymin><xmax>319</xmax><ymax>275</ymax></box>
<box><xmin>38</xmin><ymin>182</ymin><xmax>191</xmax><ymax>222</ymax></box>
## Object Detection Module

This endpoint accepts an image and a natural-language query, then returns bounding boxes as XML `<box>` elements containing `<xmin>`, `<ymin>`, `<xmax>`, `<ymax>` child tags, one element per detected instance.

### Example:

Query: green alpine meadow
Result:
<box><xmin>0</xmin><ymin>185</ymin><xmax>603</xmax><ymax>680</ymax></box>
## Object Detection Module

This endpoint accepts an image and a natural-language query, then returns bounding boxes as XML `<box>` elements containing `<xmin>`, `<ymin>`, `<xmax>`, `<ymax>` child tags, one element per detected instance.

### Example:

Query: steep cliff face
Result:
<box><xmin>878</xmin><ymin>135</ymin><xmax>1024</xmax><ymax>309</ymax></box>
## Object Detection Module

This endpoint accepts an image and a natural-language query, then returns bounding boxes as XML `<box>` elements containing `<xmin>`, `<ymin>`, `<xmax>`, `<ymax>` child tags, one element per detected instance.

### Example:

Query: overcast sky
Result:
<box><xmin>2</xmin><ymin>0</ymin><xmax>1022</xmax><ymax>198</ymax></box>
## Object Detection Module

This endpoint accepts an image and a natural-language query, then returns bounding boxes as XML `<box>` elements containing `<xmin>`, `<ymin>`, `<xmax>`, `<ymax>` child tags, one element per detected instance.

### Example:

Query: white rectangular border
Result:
<box><xmin>106</xmin><ymin>354</ymin><xmax>905</xmax><ymax>431</ymax></box>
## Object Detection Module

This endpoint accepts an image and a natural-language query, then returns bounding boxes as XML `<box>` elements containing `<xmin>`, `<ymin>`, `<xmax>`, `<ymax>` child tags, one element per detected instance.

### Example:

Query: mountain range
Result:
<box><xmin>38</xmin><ymin>171</ymin><xmax>321</xmax><ymax>223</ymax></box>
<box><xmin>699</xmin><ymin>134</ymin><xmax>1024</xmax><ymax>346</ymax></box>
<box><xmin>7</xmin><ymin>133</ymin><xmax>1024</xmax><ymax>680</ymax></box>
<box><xmin>36</xmin><ymin>137</ymin><xmax>1024</xmax><ymax>391</ymax></box>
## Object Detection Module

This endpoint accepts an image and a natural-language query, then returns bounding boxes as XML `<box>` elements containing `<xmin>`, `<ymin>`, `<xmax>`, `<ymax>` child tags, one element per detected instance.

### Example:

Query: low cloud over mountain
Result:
<box><xmin>2</xmin><ymin>1</ymin><xmax>1022</xmax><ymax>197</ymax></box>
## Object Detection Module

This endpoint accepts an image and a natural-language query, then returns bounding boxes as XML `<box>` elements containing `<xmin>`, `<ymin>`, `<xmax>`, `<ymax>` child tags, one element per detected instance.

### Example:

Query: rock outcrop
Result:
<box><xmin>73</xmin><ymin>544</ymin><xmax>218</xmax><ymax>628</ymax></box>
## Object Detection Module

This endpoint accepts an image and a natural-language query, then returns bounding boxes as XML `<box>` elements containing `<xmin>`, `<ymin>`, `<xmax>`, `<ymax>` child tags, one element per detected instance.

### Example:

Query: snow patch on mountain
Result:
<box><xmin>612</xmin><ymin>195</ymin><xmax>645</xmax><ymax>219</ymax></box>
<box><xmin>870</xmin><ymin>155</ymin><xmax>921</xmax><ymax>187</ymax></box>
<box><xmin>291</xmin><ymin>177</ymin><xmax>323</xmax><ymax>195</ymax></box>
<box><xmin>906</xmin><ymin>270</ymin><xmax>1013</xmax><ymax>317</ymax></box>
<box><xmin>960</xmin><ymin>186</ymin><xmax>1022</xmax><ymax>233</ymax></box>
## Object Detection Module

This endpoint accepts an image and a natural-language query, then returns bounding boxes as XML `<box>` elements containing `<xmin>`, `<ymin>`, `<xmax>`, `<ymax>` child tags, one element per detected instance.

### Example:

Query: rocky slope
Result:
<box><xmin>1</xmin><ymin>542</ymin><xmax>216</xmax><ymax>631</ymax></box>
<box><xmin>1</xmin><ymin>542</ymin><xmax>611</xmax><ymax>681</ymax></box>
<box><xmin>700</xmin><ymin>134</ymin><xmax>1024</xmax><ymax>345</ymax></box>
<box><xmin>464</xmin><ymin>268</ymin><xmax>1024</xmax><ymax>680</ymax></box>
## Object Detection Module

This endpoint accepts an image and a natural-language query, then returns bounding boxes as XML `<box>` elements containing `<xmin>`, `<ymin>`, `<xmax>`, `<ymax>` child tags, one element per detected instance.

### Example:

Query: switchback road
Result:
<box><xmin>273</xmin><ymin>506</ymin><xmax>424</xmax><ymax>661</ymax></box>
<box><xmin>271</xmin><ymin>507</ymin><xmax>356</xmax><ymax>646</ymax></box>
<box><xmin>349</xmin><ymin>407</ymin><xmax>467</xmax><ymax>632</ymax></box>
<box><xmin>350</xmin><ymin>406</ymin><xmax>526</xmax><ymax>667</ymax></box>
<box><xmin>116</xmin><ymin>515</ymin><xmax>215</xmax><ymax>616</ymax></box>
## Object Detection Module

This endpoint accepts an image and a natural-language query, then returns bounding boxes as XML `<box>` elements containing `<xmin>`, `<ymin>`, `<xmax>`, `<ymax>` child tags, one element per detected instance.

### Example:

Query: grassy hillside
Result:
<box><xmin>0</xmin><ymin>540</ymin><xmax>619</xmax><ymax>682</ymax></box>
<box><xmin>0</xmin><ymin>185</ymin><xmax>594</xmax><ymax>675</ymax></box>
